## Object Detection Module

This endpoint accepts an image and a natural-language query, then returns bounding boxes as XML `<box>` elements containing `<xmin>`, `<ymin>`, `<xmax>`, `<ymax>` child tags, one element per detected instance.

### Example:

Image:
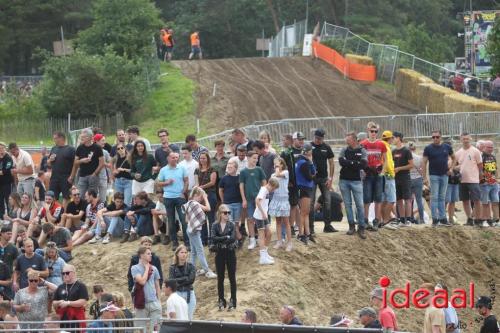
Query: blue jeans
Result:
<box><xmin>411</xmin><ymin>178</ymin><xmax>425</xmax><ymax>221</ymax></box>
<box><xmin>226</xmin><ymin>202</ymin><xmax>242</xmax><ymax>224</ymax></box>
<box><xmin>96</xmin><ymin>216</ymin><xmax>124</xmax><ymax>237</ymax></box>
<box><xmin>114</xmin><ymin>177</ymin><xmax>133</xmax><ymax>207</ymax></box>
<box><xmin>339</xmin><ymin>179</ymin><xmax>365</xmax><ymax>227</ymax></box>
<box><xmin>164</xmin><ymin>197</ymin><xmax>189</xmax><ymax>246</ymax></box>
<box><xmin>124</xmin><ymin>214</ymin><xmax>154</xmax><ymax>236</ymax></box>
<box><xmin>188</xmin><ymin>231</ymin><xmax>210</xmax><ymax>272</ymax></box>
<box><xmin>201</xmin><ymin>191</ymin><xmax>217</xmax><ymax>244</ymax></box>
<box><xmin>178</xmin><ymin>290</ymin><xmax>196</xmax><ymax>320</ymax></box>
<box><xmin>430</xmin><ymin>175</ymin><xmax>448</xmax><ymax>220</ymax></box>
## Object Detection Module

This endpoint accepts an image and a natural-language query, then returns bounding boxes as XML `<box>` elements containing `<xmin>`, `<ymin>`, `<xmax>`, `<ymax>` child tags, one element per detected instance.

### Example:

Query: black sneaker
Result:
<box><xmin>323</xmin><ymin>224</ymin><xmax>338</xmax><ymax>233</ymax></box>
<box><xmin>357</xmin><ymin>227</ymin><xmax>367</xmax><ymax>239</ymax></box>
<box><xmin>346</xmin><ymin>224</ymin><xmax>356</xmax><ymax>235</ymax></box>
<box><xmin>371</xmin><ymin>218</ymin><xmax>379</xmax><ymax>232</ymax></box>
<box><xmin>120</xmin><ymin>232</ymin><xmax>130</xmax><ymax>243</ymax></box>
<box><xmin>298</xmin><ymin>235</ymin><xmax>308</xmax><ymax>245</ymax></box>
<box><xmin>438</xmin><ymin>219</ymin><xmax>452</xmax><ymax>227</ymax></box>
<box><xmin>291</xmin><ymin>227</ymin><xmax>296</xmax><ymax>236</ymax></box>
<box><xmin>307</xmin><ymin>234</ymin><xmax>316</xmax><ymax>243</ymax></box>
<box><xmin>465</xmin><ymin>218</ymin><xmax>474</xmax><ymax>226</ymax></box>
<box><xmin>432</xmin><ymin>219</ymin><xmax>439</xmax><ymax>227</ymax></box>
<box><xmin>152</xmin><ymin>234</ymin><xmax>161</xmax><ymax>245</ymax></box>
<box><xmin>161</xmin><ymin>234</ymin><xmax>170</xmax><ymax>245</ymax></box>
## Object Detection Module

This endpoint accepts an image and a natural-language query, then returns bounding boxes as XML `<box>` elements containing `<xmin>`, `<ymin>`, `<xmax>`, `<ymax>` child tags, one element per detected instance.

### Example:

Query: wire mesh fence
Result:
<box><xmin>268</xmin><ymin>20</ymin><xmax>307</xmax><ymax>57</ymax></box>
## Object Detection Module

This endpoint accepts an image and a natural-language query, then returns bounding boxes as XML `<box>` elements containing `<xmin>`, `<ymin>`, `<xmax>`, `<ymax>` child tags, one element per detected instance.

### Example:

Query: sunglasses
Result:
<box><xmin>117</xmin><ymin>147</ymin><xmax>125</xmax><ymax>150</ymax></box>
<box><xmin>221</xmin><ymin>211</ymin><xmax>231</xmax><ymax>215</ymax></box>
<box><xmin>62</xmin><ymin>271</ymin><xmax>73</xmax><ymax>276</ymax></box>
<box><xmin>29</xmin><ymin>279</ymin><xmax>39</xmax><ymax>283</ymax></box>
<box><xmin>370</xmin><ymin>130</ymin><xmax>379</xmax><ymax>133</ymax></box>
<box><xmin>432</xmin><ymin>136</ymin><xmax>441</xmax><ymax>139</ymax></box>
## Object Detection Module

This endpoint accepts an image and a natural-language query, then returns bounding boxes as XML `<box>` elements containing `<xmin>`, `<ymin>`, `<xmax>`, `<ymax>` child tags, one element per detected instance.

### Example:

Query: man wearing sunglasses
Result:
<box><xmin>422</xmin><ymin>130</ymin><xmax>456</xmax><ymax>226</ymax></box>
<box><xmin>279</xmin><ymin>305</ymin><xmax>303</xmax><ymax>326</ymax></box>
<box><xmin>53</xmin><ymin>264</ymin><xmax>89</xmax><ymax>331</ymax></box>
<box><xmin>62</xmin><ymin>187</ymin><xmax>87</xmax><ymax>232</ymax></box>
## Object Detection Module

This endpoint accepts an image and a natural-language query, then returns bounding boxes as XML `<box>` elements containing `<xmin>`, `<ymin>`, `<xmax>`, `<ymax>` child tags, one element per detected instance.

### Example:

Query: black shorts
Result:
<box><xmin>49</xmin><ymin>177</ymin><xmax>71</xmax><ymax>200</ymax></box>
<box><xmin>298</xmin><ymin>187</ymin><xmax>312</xmax><ymax>199</ymax></box>
<box><xmin>395</xmin><ymin>177</ymin><xmax>412</xmax><ymax>200</ymax></box>
<box><xmin>289</xmin><ymin>187</ymin><xmax>299</xmax><ymax>206</ymax></box>
<box><xmin>459</xmin><ymin>183</ymin><xmax>481</xmax><ymax>201</ymax></box>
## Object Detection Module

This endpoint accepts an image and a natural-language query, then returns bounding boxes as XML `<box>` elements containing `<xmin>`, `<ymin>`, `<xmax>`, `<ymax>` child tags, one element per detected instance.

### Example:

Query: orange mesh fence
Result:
<box><xmin>313</xmin><ymin>41</ymin><xmax>376</xmax><ymax>82</ymax></box>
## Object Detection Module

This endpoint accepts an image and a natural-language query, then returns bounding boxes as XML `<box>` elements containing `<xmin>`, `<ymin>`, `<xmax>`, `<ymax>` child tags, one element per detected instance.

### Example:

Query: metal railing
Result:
<box><xmin>1</xmin><ymin>318</ymin><xmax>147</xmax><ymax>332</ymax></box>
<box><xmin>320</xmin><ymin>22</ymin><xmax>490</xmax><ymax>98</ymax></box>
<box><xmin>268</xmin><ymin>20</ymin><xmax>307</xmax><ymax>57</ymax></box>
<box><xmin>194</xmin><ymin>112</ymin><xmax>500</xmax><ymax>149</ymax></box>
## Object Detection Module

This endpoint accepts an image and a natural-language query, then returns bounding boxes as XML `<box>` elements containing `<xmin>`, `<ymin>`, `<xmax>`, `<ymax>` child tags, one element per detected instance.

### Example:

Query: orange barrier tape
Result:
<box><xmin>312</xmin><ymin>41</ymin><xmax>376</xmax><ymax>82</ymax></box>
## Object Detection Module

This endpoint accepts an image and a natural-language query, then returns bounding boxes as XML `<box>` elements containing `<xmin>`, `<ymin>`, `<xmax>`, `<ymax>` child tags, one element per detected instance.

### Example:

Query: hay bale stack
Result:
<box><xmin>444</xmin><ymin>93</ymin><xmax>500</xmax><ymax>113</ymax></box>
<box><xmin>395</xmin><ymin>69</ymin><xmax>434</xmax><ymax>106</ymax></box>
<box><xmin>417</xmin><ymin>83</ymin><xmax>459</xmax><ymax>113</ymax></box>
<box><xmin>345</xmin><ymin>54</ymin><xmax>374</xmax><ymax>66</ymax></box>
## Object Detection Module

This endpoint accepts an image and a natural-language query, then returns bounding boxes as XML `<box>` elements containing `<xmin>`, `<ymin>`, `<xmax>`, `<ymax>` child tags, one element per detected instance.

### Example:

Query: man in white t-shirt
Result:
<box><xmin>227</xmin><ymin>145</ymin><xmax>248</xmax><ymax>175</ymax></box>
<box><xmin>163</xmin><ymin>280</ymin><xmax>189</xmax><ymax>320</ymax></box>
<box><xmin>179</xmin><ymin>145</ymin><xmax>199</xmax><ymax>192</ymax></box>
<box><xmin>8</xmin><ymin>143</ymin><xmax>36</xmax><ymax>195</ymax></box>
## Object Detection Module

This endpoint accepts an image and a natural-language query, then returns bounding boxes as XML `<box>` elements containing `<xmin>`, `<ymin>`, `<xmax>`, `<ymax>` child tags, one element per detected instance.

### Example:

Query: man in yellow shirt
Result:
<box><xmin>381</xmin><ymin>131</ymin><xmax>397</xmax><ymax>228</ymax></box>
<box><xmin>421</xmin><ymin>283</ymin><xmax>446</xmax><ymax>333</ymax></box>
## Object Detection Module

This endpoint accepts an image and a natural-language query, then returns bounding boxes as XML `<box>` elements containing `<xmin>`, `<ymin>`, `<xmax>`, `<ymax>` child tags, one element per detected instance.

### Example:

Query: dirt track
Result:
<box><xmin>174</xmin><ymin>57</ymin><xmax>419</xmax><ymax>132</ymax></box>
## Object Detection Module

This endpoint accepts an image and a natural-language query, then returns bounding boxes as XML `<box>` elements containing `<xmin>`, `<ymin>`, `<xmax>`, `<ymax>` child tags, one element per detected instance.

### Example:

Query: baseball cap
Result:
<box><xmin>357</xmin><ymin>132</ymin><xmax>367</xmax><ymax>141</ymax></box>
<box><xmin>45</xmin><ymin>190</ymin><xmax>56</xmax><ymax>198</ymax></box>
<box><xmin>358</xmin><ymin>307</ymin><xmax>377</xmax><ymax>318</ymax></box>
<box><xmin>381</xmin><ymin>130</ymin><xmax>393</xmax><ymax>139</ymax></box>
<box><xmin>100</xmin><ymin>303</ymin><xmax>121</xmax><ymax>313</ymax></box>
<box><xmin>93</xmin><ymin>133</ymin><xmax>104</xmax><ymax>142</ymax></box>
<box><xmin>476</xmin><ymin>296</ymin><xmax>492</xmax><ymax>309</ymax></box>
<box><xmin>302</xmin><ymin>143</ymin><xmax>313</xmax><ymax>153</ymax></box>
<box><xmin>393</xmin><ymin>131</ymin><xmax>403</xmax><ymax>139</ymax></box>
<box><xmin>408</xmin><ymin>141</ymin><xmax>416</xmax><ymax>149</ymax></box>
<box><xmin>314</xmin><ymin>128</ymin><xmax>325</xmax><ymax>138</ymax></box>
<box><xmin>292</xmin><ymin>132</ymin><xmax>305</xmax><ymax>140</ymax></box>
<box><xmin>370</xmin><ymin>287</ymin><xmax>383</xmax><ymax>300</ymax></box>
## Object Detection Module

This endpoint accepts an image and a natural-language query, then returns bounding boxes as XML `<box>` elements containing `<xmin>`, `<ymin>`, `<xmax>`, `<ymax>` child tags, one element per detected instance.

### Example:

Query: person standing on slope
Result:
<box><xmin>189</xmin><ymin>31</ymin><xmax>202</xmax><ymax>60</ymax></box>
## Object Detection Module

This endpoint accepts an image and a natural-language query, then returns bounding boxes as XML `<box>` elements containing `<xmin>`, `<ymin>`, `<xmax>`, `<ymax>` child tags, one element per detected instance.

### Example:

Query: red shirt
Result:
<box><xmin>38</xmin><ymin>201</ymin><xmax>63</xmax><ymax>222</ymax></box>
<box><xmin>360</xmin><ymin>139</ymin><xmax>387</xmax><ymax>172</ymax></box>
<box><xmin>380</xmin><ymin>306</ymin><xmax>398</xmax><ymax>330</ymax></box>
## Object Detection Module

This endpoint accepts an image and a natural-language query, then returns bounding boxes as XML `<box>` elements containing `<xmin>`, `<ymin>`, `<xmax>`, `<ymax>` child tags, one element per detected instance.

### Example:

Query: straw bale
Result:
<box><xmin>417</xmin><ymin>83</ymin><xmax>458</xmax><ymax>113</ymax></box>
<box><xmin>395</xmin><ymin>69</ymin><xmax>433</xmax><ymax>106</ymax></box>
<box><xmin>345</xmin><ymin>54</ymin><xmax>374</xmax><ymax>66</ymax></box>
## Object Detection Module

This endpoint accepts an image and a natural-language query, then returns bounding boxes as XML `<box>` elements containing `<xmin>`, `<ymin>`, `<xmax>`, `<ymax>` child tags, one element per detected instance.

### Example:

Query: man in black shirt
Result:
<box><xmin>95</xmin><ymin>191</ymin><xmax>128</xmax><ymax>244</ymax></box>
<box><xmin>48</xmin><ymin>131</ymin><xmax>76</xmax><ymax>209</ymax></box>
<box><xmin>0</xmin><ymin>142</ymin><xmax>14</xmax><ymax>217</ymax></box>
<box><xmin>62</xmin><ymin>187</ymin><xmax>87</xmax><ymax>232</ymax></box>
<box><xmin>309</xmin><ymin>129</ymin><xmax>336</xmax><ymax>233</ymax></box>
<box><xmin>154</xmin><ymin>128</ymin><xmax>180</xmax><ymax>169</ymax></box>
<box><xmin>69</xmin><ymin>128</ymin><xmax>104</xmax><ymax>199</ymax></box>
<box><xmin>358</xmin><ymin>307</ymin><xmax>382</xmax><ymax>328</ymax></box>
<box><xmin>392</xmin><ymin>132</ymin><xmax>414</xmax><ymax>227</ymax></box>
<box><xmin>0</xmin><ymin>226</ymin><xmax>18</xmax><ymax>273</ymax></box>
<box><xmin>476</xmin><ymin>296</ymin><xmax>499</xmax><ymax>333</ymax></box>
<box><xmin>110</xmin><ymin>129</ymin><xmax>132</xmax><ymax>157</ymax></box>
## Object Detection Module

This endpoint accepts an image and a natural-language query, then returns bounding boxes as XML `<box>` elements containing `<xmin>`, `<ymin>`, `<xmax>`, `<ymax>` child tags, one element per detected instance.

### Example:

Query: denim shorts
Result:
<box><xmin>246</xmin><ymin>200</ymin><xmax>256</xmax><ymax>219</ymax></box>
<box><xmin>382</xmin><ymin>177</ymin><xmax>396</xmax><ymax>203</ymax></box>
<box><xmin>363</xmin><ymin>175</ymin><xmax>383</xmax><ymax>204</ymax></box>
<box><xmin>226</xmin><ymin>202</ymin><xmax>242</xmax><ymax>224</ymax></box>
<box><xmin>480</xmin><ymin>183</ymin><xmax>499</xmax><ymax>204</ymax></box>
<box><xmin>446</xmin><ymin>184</ymin><xmax>459</xmax><ymax>203</ymax></box>
<box><xmin>255</xmin><ymin>218</ymin><xmax>271</xmax><ymax>229</ymax></box>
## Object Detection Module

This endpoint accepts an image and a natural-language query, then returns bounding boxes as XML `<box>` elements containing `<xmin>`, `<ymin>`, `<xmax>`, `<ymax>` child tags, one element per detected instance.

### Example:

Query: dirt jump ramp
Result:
<box><xmin>174</xmin><ymin>57</ymin><xmax>418</xmax><ymax>132</ymax></box>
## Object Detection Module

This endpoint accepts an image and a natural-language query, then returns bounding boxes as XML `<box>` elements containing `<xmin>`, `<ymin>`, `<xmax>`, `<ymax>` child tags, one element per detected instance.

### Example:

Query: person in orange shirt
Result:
<box><xmin>162</xmin><ymin>28</ymin><xmax>174</xmax><ymax>61</ymax></box>
<box><xmin>189</xmin><ymin>31</ymin><xmax>202</xmax><ymax>60</ymax></box>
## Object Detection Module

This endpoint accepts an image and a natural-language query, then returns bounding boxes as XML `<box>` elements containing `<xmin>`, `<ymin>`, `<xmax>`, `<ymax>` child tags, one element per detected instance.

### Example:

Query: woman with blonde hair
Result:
<box><xmin>44</xmin><ymin>242</ymin><xmax>66</xmax><ymax>286</ymax></box>
<box><xmin>168</xmin><ymin>245</ymin><xmax>196</xmax><ymax>319</ymax></box>
<box><xmin>258</xmin><ymin>130</ymin><xmax>276</xmax><ymax>154</ymax></box>
<box><xmin>211</xmin><ymin>204</ymin><xmax>237</xmax><ymax>310</ymax></box>
<box><xmin>10</xmin><ymin>192</ymin><xmax>37</xmax><ymax>243</ymax></box>
<box><xmin>269</xmin><ymin>157</ymin><xmax>292</xmax><ymax>251</ymax></box>
<box><xmin>183</xmin><ymin>186</ymin><xmax>217</xmax><ymax>279</ymax></box>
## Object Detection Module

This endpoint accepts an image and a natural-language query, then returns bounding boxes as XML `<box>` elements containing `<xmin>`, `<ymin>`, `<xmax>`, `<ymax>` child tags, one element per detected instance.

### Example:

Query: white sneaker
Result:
<box><xmin>102</xmin><ymin>234</ymin><xmax>111</xmax><ymax>244</ymax></box>
<box><xmin>384</xmin><ymin>224</ymin><xmax>398</xmax><ymax>231</ymax></box>
<box><xmin>273</xmin><ymin>240</ymin><xmax>283</xmax><ymax>249</ymax></box>
<box><xmin>259</xmin><ymin>251</ymin><xmax>274</xmax><ymax>265</ymax></box>
<box><xmin>247</xmin><ymin>237</ymin><xmax>256</xmax><ymax>250</ymax></box>
<box><xmin>205</xmin><ymin>271</ymin><xmax>217</xmax><ymax>279</ymax></box>
<box><xmin>266</xmin><ymin>251</ymin><xmax>274</xmax><ymax>261</ymax></box>
<box><xmin>285</xmin><ymin>242</ymin><xmax>293</xmax><ymax>252</ymax></box>
<box><xmin>481</xmin><ymin>221</ymin><xmax>489</xmax><ymax>228</ymax></box>
<box><xmin>88</xmin><ymin>235</ymin><xmax>100</xmax><ymax>244</ymax></box>
<box><xmin>196</xmin><ymin>269</ymin><xmax>206</xmax><ymax>276</ymax></box>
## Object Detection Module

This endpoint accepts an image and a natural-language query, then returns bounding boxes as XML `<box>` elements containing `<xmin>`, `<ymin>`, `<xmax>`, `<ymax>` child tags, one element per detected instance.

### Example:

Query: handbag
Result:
<box><xmin>131</xmin><ymin>266</ymin><xmax>152</xmax><ymax>309</ymax></box>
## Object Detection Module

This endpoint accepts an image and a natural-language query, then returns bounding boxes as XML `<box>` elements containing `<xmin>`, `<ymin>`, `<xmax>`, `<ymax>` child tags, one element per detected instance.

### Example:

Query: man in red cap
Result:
<box><xmin>69</xmin><ymin>128</ymin><xmax>104</xmax><ymax>199</ymax></box>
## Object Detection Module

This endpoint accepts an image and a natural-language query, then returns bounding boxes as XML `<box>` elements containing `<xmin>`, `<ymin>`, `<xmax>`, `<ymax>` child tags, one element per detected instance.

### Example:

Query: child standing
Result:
<box><xmin>183</xmin><ymin>187</ymin><xmax>217</xmax><ymax>279</ymax></box>
<box><xmin>269</xmin><ymin>158</ymin><xmax>292</xmax><ymax>251</ymax></box>
<box><xmin>254</xmin><ymin>178</ymin><xmax>279</xmax><ymax>265</ymax></box>
<box><xmin>239</xmin><ymin>151</ymin><xmax>267</xmax><ymax>250</ymax></box>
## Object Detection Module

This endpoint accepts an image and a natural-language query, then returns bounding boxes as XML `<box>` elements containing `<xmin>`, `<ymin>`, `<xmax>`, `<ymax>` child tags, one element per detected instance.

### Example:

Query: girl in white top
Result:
<box><xmin>269</xmin><ymin>158</ymin><xmax>292</xmax><ymax>251</ymax></box>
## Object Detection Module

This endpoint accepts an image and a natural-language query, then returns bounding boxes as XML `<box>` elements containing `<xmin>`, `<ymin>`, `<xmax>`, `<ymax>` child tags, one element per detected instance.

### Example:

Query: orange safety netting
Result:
<box><xmin>312</xmin><ymin>41</ymin><xmax>376</xmax><ymax>82</ymax></box>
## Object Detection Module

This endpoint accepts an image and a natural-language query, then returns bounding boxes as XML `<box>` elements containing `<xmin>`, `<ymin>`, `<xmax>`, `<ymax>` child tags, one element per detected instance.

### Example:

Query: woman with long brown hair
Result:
<box><xmin>168</xmin><ymin>245</ymin><xmax>196</xmax><ymax>320</ymax></box>
<box><xmin>129</xmin><ymin>140</ymin><xmax>156</xmax><ymax>196</ymax></box>
<box><xmin>195</xmin><ymin>151</ymin><xmax>217</xmax><ymax>245</ymax></box>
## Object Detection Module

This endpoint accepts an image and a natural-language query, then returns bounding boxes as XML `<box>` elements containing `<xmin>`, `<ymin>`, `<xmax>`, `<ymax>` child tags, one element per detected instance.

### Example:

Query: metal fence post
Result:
<box><xmin>390</xmin><ymin>50</ymin><xmax>399</xmax><ymax>84</ymax></box>
<box><xmin>342</xmin><ymin>31</ymin><xmax>349</xmax><ymax>55</ymax></box>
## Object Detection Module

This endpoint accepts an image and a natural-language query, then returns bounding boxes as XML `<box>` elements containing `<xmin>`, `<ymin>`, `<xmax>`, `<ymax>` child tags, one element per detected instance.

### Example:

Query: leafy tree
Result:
<box><xmin>78</xmin><ymin>0</ymin><xmax>162</xmax><ymax>60</ymax></box>
<box><xmin>37</xmin><ymin>50</ymin><xmax>147</xmax><ymax>118</ymax></box>
<box><xmin>487</xmin><ymin>17</ymin><xmax>500</xmax><ymax>75</ymax></box>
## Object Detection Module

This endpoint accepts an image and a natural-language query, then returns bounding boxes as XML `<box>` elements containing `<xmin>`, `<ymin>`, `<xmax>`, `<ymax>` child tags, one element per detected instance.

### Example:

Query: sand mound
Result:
<box><xmin>72</xmin><ymin>225</ymin><xmax>499</xmax><ymax>332</ymax></box>
<box><xmin>173</xmin><ymin>57</ymin><xmax>419</xmax><ymax>133</ymax></box>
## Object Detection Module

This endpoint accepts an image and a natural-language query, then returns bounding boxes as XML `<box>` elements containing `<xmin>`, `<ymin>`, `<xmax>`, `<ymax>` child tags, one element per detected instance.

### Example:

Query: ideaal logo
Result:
<box><xmin>379</xmin><ymin>276</ymin><xmax>475</xmax><ymax>309</ymax></box>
